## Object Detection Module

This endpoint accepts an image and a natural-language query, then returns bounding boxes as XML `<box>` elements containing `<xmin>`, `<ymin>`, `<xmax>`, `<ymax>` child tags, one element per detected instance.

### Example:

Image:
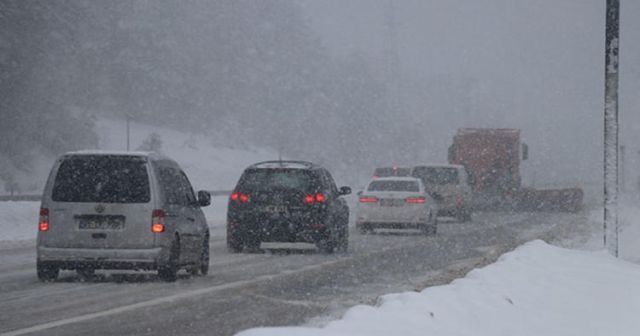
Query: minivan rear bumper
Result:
<box><xmin>37</xmin><ymin>246</ymin><xmax>165</xmax><ymax>270</ymax></box>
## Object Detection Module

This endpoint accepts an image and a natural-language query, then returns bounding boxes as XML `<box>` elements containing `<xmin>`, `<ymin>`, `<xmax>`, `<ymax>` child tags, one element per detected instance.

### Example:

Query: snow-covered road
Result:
<box><xmin>240</xmin><ymin>240</ymin><xmax>640</xmax><ymax>336</ymax></box>
<box><xmin>0</xmin><ymin>211</ymin><xmax>587</xmax><ymax>336</ymax></box>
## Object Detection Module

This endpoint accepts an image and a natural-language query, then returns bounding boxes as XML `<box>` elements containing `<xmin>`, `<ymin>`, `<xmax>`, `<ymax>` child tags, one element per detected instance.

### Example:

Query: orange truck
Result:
<box><xmin>448</xmin><ymin>128</ymin><xmax>582</xmax><ymax>212</ymax></box>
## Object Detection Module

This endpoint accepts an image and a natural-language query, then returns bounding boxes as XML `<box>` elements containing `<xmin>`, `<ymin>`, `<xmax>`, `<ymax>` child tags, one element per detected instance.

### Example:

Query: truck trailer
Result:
<box><xmin>448</xmin><ymin>128</ymin><xmax>582</xmax><ymax>212</ymax></box>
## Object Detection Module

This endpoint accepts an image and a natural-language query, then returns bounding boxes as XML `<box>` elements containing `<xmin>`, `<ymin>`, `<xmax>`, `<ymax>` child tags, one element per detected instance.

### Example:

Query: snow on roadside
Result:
<box><xmin>0</xmin><ymin>201</ymin><xmax>39</xmax><ymax>246</ymax></box>
<box><xmin>238</xmin><ymin>240</ymin><xmax>640</xmax><ymax>336</ymax></box>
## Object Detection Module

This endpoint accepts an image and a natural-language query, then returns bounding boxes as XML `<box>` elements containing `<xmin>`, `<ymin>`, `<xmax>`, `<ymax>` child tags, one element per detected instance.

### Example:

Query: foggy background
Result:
<box><xmin>1</xmin><ymin>0</ymin><xmax>638</xmax><ymax>196</ymax></box>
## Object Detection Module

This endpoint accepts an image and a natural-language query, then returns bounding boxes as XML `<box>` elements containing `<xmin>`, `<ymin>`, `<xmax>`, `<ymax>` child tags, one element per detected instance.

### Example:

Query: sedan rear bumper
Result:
<box><xmin>356</xmin><ymin>221</ymin><xmax>422</xmax><ymax>230</ymax></box>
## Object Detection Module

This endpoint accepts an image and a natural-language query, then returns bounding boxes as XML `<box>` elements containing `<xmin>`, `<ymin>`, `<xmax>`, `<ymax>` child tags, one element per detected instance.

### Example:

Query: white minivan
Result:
<box><xmin>37</xmin><ymin>151</ymin><xmax>211</xmax><ymax>282</ymax></box>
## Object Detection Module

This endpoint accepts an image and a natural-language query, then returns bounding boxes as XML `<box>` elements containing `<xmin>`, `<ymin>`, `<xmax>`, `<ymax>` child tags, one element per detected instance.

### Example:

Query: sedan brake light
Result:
<box><xmin>304</xmin><ymin>193</ymin><xmax>326</xmax><ymax>205</ymax></box>
<box><xmin>405</xmin><ymin>196</ymin><xmax>426</xmax><ymax>204</ymax></box>
<box><xmin>230</xmin><ymin>192</ymin><xmax>250</xmax><ymax>203</ymax></box>
<box><xmin>359</xmin><ymin>196</ymin><xmax>379</xmax><ymax>203</ymax></box>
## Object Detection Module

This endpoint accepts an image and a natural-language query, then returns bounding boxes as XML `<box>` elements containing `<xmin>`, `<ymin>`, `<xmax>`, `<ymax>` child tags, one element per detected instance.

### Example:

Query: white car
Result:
<box><xmin>411</xmin><ymin>164</ymin><xmax>473</xmax><ymax>222</ymax></box>
<box><xmin>356</xmin><ymin>177</ymin><xmax>438</xmax><ymax>235</ymax></box>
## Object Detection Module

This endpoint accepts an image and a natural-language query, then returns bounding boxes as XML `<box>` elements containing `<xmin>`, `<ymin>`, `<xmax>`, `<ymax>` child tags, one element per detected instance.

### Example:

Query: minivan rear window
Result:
<box><xmin>368</xmin><ymin>180</ymin><xmax>419</xmax><ymax>192</ymax></box>
<box><xmin>52</xmin><ymin>155</ymin><xmax>150</xmax><ymax>203</ymax></box>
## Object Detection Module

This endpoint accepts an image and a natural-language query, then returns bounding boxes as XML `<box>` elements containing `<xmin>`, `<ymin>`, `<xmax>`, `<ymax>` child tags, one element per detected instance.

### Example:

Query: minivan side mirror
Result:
<box><xmin>338</xmin><ymin>186</ymin><xmax>352</xmax><ymax>196</ymax></box>
<box><xmin>197</xmin><ymin>190</ymin><xmax>211</xmax><ymax>207</ymax></box>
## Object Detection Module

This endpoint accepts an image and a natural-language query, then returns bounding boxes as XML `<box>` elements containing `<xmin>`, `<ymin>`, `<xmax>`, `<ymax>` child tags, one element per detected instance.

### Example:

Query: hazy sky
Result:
<box><xmin>299</xmin><ymin>0</ymin><xmax>639</xmax><ymax>191</ymax></box>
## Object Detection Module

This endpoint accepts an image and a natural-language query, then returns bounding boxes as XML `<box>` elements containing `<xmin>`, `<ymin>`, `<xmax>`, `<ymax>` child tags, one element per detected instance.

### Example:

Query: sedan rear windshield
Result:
<box><xmin>52</xmin><ymin>155</ymin><xmax>150</xmax><ymax>203</ymax></box>
<box><xmin>368</xmin><ymin>180</ymin><xmax>419</xmax><ymax>192</ymax></box>
<box><xmin>237</xmin><ymin>169</ymin><xmax>317</xmax><ymax>191</ymax></box>
<box><xmin>373</xmin><ymin>167</ymin><xmax>411</xmax><ymax>177</ymax></box>
<box><xmin>413</xmin><ymin>167</ymin><xmax>459</xmax><ymax>185</ymax></box>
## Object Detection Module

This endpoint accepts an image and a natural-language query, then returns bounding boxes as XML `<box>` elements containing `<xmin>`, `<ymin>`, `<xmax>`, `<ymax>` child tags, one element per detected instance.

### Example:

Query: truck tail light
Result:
<box><xmin>405</xmin><ymin>196</ymin><xmax>426</xmax><ymax>204</ymax></box>
<box><xmin>359</xmin><ymin>196</ymin><xmax>379</xmax><ymax>203</ymax></box>
<box><xmin>39</xmin><ymin>208</ymin><xmax>49</xmax><ymax>231</ymax></box>
<box><xmin>151</xmin><ymin>209</ymin><xmax>165</xmax><ymax>233</ymax></box>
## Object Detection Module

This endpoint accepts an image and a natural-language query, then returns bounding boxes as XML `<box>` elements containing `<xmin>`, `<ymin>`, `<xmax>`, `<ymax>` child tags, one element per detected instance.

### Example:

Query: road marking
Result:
<box><xmin>0</xmin><ymin>258</ymin><xmax>346</xmax><ymax>336</ymax></box>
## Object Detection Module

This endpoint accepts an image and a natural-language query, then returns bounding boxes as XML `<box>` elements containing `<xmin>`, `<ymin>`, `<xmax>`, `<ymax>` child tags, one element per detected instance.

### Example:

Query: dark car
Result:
<box><xmin>227</xmin><ymin>160</ymin><xmax>351</xmax><ymax>253</ymax></box>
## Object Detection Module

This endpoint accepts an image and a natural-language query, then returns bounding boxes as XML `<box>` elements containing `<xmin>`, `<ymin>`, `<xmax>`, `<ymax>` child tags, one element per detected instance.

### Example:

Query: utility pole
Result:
<box><xmin>383</xmin><ymin>0</ymin><xmax>401</xmax><ymax>116</ymax></box>
<box><xmin>604</xmin><ymin>0</ymin><xmax>620</xmax><ymax>257</ymax></box>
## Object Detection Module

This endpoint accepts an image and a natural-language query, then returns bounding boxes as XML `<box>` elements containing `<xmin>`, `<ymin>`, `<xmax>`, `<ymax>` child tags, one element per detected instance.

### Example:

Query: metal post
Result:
<box><xmin>620</xmin><ymin>145</ymin><xmax>626</xmax><ymax>193</ymax></box>
<box><xmin>604</xmin><ymin>0</ymin><xmax>620</xmax><ymax>256</ymax></box>
<box><xmin>126</xmin><ymin>116</ymin><xmax>131</xmax><ymax>151</ymax></box>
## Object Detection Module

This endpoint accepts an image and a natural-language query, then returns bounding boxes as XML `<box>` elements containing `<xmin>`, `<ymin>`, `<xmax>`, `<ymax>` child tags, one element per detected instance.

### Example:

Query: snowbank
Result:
<box><xmin>0</xmin><ymin>201</ymin><xmax>39</xmax><ymax>244</ymax></box>
<box><xmin>238</xmin><ymin>240</ymin><xmax>640</xmax><ymax>336</ymax></box>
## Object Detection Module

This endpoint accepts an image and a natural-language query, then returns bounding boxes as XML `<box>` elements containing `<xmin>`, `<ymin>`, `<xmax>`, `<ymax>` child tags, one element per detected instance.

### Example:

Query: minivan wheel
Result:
<box><xmin>37</xmin><ymin>262</ymin><xmax>59</xmax><ymax>282</ymax></box>
<box><xmin>158</xmin><ymin>238</ymin><xmax>180</xmax><ymax>282</ymax></box>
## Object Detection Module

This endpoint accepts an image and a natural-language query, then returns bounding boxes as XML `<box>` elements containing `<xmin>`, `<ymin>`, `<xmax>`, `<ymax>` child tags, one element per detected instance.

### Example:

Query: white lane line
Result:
<box><xmin>0</xmin><ymin>257</ymin><xmax>346</xmax><ymax>336</ymax></box>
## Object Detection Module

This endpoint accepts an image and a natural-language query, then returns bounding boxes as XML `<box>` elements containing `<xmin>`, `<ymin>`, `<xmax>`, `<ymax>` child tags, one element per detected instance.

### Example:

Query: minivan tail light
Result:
<box><xmin>39</xmin><ymin>208</ymin><xmax>49</xmax><ymax>231</ymax></box>
<box><xmin>359</xmin><ymin>196</ymin><xmax>379</xmax><ymax>203</ymax></box>
<box><xmin>405</xmin><ymin>197</ymin><xmax>426</xmax><ymax>204</ymax></box>
<box><xmin>151</xmin><ymin>209</ymin><xmax>165</xmax><ymax>233</ymax></box>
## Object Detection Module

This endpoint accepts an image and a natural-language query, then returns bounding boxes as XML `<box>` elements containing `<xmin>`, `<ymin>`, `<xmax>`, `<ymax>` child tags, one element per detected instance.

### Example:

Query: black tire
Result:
<box><xmin>457</xmin><ymin>209</ymin><xmax>472</xmax><ymax>222</ymax></box>
<box><xmin>199</xmin><ymin>235</ymin><xmax>210</xmax><ymax>275</ymax></box>
<box><xmin>243</xmin><ymin>232</ymin><xmax>261</xmax><ymax>253</ymax></box>
<box><xmin>421</xmin><ymin>213</ymin><xmax>437</xmax><ymax>236</ymax></box>
<box><xmin>357</xmin><ymin>223</ymin><xmax>372</xmax><ymax>235</ymax></box>
<box><xmin>188</xmin><ymin>235</ymin><xmax>210</xmax><ymax>276</ymax></box>
<box><xmin>227</xmin><ymin>226</ymin><xmax>244</xmax><ymax>253</ymax></box>
<box><xmin>336</xmin><ymin>223</ymin><xmax>349</xmax><ymax>253</ymax></box>
<box><xmin>37</xmin><ymin>262</ymin><xmax>59</xmax><ymax>282</ymax></box>
<box><xmin>318</xmin><ymin>239</ymin><xmax>336</xmax><ymax>254</ymax></box>
<box><xmin>158</xmin><ymin>237</ymin><xmax>180</xmax><ymax>282</ymax></box>
<box><xmin>76</xmin><ymin>267</ymin><xmax>95</xmax><ymax>280</ymax></box>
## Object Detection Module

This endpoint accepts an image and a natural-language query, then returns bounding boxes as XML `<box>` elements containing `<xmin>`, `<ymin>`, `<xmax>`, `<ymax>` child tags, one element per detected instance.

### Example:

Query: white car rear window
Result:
<box><xmin>368</xmin><ymin>180</ymin><xmax>419</xmax><ymax>192</ymax></box>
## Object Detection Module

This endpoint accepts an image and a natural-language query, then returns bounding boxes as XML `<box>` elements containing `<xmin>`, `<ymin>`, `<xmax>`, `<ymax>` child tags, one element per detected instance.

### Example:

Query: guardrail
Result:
<box><xmin>0</xmin><ymin>191</ymin><xmax>232</xmax><ymax>202</ymax></box>
<box><xmin>0</xmin><ymin>194</ymin><xmax>42</xmax><ymax>202</ymax></box>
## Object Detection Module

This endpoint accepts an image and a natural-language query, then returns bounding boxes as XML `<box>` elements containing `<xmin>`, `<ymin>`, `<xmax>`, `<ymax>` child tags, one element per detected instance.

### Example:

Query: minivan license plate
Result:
<box><xmin>77</xmin><ymin>215</ymin><xmax>125</xmax><ymax>230</ymax></box>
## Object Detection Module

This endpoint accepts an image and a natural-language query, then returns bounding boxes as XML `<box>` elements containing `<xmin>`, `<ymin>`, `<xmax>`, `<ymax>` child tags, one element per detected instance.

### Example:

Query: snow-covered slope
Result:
<box><xmin>95</xmin><ymin>118</ymin><xmax>278</xmax><ymax>191</ymax></box>
<box><xmin>239</xmin><ymin>240</ymin><xmax>640</xmax><ymax>336</ymax></box>
<box><xmin>0</xmin><ymin>118</ymin><xmax>279</xmax><ymax>245</ymax></box>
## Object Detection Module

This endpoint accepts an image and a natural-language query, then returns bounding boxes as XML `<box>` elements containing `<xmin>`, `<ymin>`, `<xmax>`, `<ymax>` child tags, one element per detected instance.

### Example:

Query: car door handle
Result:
<box><xmin>187</xmin><ymin>217</ymin><xmax>195</xmax><ymax>222</ymax></box>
